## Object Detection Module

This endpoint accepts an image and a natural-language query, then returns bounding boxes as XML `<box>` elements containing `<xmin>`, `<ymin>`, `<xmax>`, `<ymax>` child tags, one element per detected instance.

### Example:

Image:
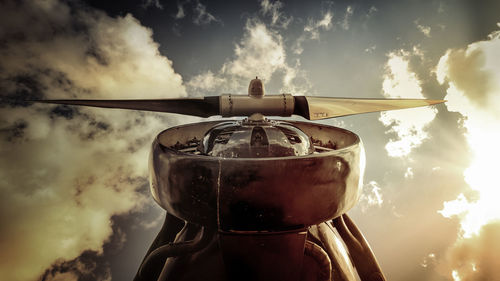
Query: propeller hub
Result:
<box><xmin>201</xmin><ymin>120</ymin><xmax>314</xmax><ymax>158</ymax></box>
<box><xmin>248</xmin><ymin>77</ymin><xmax>264</xmax><ymax>97</ymax></box>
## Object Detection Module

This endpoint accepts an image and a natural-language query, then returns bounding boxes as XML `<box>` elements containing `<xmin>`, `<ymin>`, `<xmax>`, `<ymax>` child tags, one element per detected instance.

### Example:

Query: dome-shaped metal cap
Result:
<box><xmin>201</xmin><ymin>118</ymin><xmax>314</xmax><ymax>158</ymax></box>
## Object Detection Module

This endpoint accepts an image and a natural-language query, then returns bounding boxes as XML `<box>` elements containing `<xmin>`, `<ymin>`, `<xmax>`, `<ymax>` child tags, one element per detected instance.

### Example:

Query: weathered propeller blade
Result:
<box><xmin>32</xmin><ymin>97</ymin><xmax>220</xmax><ymax>118</ymax></box>
<box><xmin>32</xmin><ymin>95</ymin><xmax>445</xmax><ymax>120</ymax></box>
<box><xmin>293</xmin><ymin>96</ymin><xmax>446</xmax><ymax>120</ymax></box>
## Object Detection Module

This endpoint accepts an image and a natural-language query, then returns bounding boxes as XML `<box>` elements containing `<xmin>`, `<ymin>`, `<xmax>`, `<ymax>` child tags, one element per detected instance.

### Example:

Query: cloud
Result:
<box><xmin>438</xmin><ymin>194</ymin><xmax>470</xmax><ymax>219</ymax></box>
<box><xmin>436</xmin><ymin>27</ymin><xmax>500</xmax><ymax>281</ymax></box>
<box><xmin>414</xmin><ymin>19</ymin><xmax>431</xmax><ymax>37</ymax></box>
<box><xmin>404</xmin><ymin>167</ymin><xmax>414</xmax><ymax>179</ymax></box>
<box><xmin>306</xmin><ymin>11</ymin><xmax>333</xmax><ymax>39</ymax></box>
<box><xmin>341</xmin><ymin>5</ymin><xmax>354</xmax><ymax>30</ymax></box>
<box><xmin>359</xmin><ymin>181</ymin><xmax>383</xmax><ymax>212</ymax></box>
<box><xmin>436</xmin><ymin>27</ymin><xmax>500</xmax><ymax>237</ymax></box>
<box><xmin>187</xmin><ymin>19</ymin><xmax>310</xmax><ymax>95</ymax></box>
<box><xmin>40</xmin><ymin>250</ymin><xmax>113</xmax><ymax>281</ymax></box>
<box><xmin>174</xmin><ymin>0</ymin><xmax>221</xmax><ymax>25</ymax></box>
<box><xmin>175</xmin><ymin>2</ymin><xmax>186</xmax><ymax>19</ymax></box>
<box><xmin>360</xmin><ymin>5</ymin><xmax>377</xmax><ymax>29</ymax></box>
<box><xmin>437</xmin><ymin>44</ymin><xmax>495</xmax><ymax>108</ymax></box>
<box><xmin>293</xmin><ymin>11</ymin><xmax>333</xmax><ymax>54</ymax></box>
<box><xmin>259</xmin><ymin>0</ymin><xmax>292</xmax><ymax>29</ymax></box>
<box><xmin>379</xmin><ymin>49</ymin><xmax>438</xmax><ymax>158</ymax></box>
<box><xmin>193</xmin><ymin>0</ymin><xmax>220</xmax><ymax>25</ymax></box>
<box><xmin>421</xmin><ymin>252</ymin><xmax>437</xmax><ymax>268</ymax></box>
<box><xmin>438</xmin><ymin>222</ymin><xmax>500</xmax><ymax>281</ymax></box>
<box><xmin>186</xmin><ymin>70</ymin><xmax>226</xmax><ymax>95</ymax></box>
<box><xmin>0</xmin><ymin>0</ymin><xmax>187</xmax><ymax>280</ymax></box>
<box><xmin>225</xmin><ymin>22</ymin><xmax>286</xmax><ymax>78</ymax></box>
<box><xmin>142</xmin><ymin>0</ymin><xmax>163</xmax><ymax>10</ymax></box>
<box><xmin>364</xmin><ymin>45</ymin><xmax>376</xmax><ymax>53</ymax></box>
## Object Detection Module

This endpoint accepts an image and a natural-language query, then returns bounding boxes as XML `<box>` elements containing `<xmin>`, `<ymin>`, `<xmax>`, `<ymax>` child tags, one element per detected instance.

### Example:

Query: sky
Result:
<box><xmin>0</xmin><ymin>0</ymin><xmax>499</xmax><ymax>280</ymax></box>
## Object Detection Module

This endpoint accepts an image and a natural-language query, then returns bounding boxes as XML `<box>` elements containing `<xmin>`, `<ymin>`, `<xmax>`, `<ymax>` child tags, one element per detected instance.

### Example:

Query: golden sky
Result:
<box><xmin>0</xmin><ymin>0</ymin><xmax>499</xmax><ymax>280</ymax></box>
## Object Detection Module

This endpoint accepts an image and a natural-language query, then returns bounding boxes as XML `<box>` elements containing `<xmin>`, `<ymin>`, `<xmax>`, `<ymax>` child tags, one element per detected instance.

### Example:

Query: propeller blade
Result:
<box><xmin>32</xmin><ymin>95</ymin><xmax>445</xmax><ymax>120</ymax></box>
<box><xmin>31</xmin><ymin>97</ymin><xmax>220</xmax><ymax>118</ymax></box>
<box><xmin>293</xmin><ymin>96</ymin><xmax>446</xmax><ymax>120</ymax></box>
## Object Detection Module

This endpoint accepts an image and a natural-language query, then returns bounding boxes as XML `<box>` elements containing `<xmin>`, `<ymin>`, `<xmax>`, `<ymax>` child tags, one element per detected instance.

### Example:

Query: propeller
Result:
<box><xmin>293</xmin><ymin>96</ymin><xmax>445</xmax><ymax>120</ymax></box>
<box><xmin>31</xmin><ymin>94</ymin><xmax>445</xmax><ymax>120</ymax></box>
<box><xmin>33</xmin><ymin>97</ymin><xmax>220</xmax><ymax>118</ymax></box>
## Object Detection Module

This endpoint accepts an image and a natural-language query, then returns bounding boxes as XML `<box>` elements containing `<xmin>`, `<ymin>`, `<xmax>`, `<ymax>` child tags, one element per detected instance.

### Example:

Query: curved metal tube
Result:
<box><xmin>304</xmin><ymin>240</ymin><xmax>332</xmax><ymax>281</ymax></box>
<box><xmin>315</xmin><ymin>222</ymin><xmax>357</xmax><ymax>281</ymax></box>
<box><xmin>333</xmin><ymin>214</ymin><xmax>386</xmax><ymax>281</ymax></box>
<box><xmin>138</xmin><ymin>224</ymin><xmax>213</xmax><ymax>279</ymax></box>
<box><xmin>134</xmin><ymin>213</ymin><xmax>185</xmax><ymax>281</ymax></box>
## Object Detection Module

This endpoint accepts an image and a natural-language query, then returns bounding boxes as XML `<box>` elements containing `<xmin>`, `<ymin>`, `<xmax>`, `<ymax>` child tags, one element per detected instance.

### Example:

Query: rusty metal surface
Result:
<box><xmin>150</xmin><ymin>120</ymin><xmax>364</xmax><ymax>229</ymax></box>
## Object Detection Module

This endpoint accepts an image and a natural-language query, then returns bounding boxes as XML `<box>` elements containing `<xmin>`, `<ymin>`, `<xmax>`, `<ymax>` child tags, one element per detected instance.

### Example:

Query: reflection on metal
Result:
<box><xmin>138</xmin><ymin>118</ymin><xmax>386</xmax><ymax>281</ymax></box>
<box><xmin>149</xmin><ymin>120</ymin><xmax>362</xmax><ymax>229</ymax></box>
<box><xmin>138</xmin><ymin>223</ymin><xmax>214</xmax><ymax>281</ymax></box>
<box><xmin>309</xmin><ymin>222</ymin><xmax>358</xmax><ymax>281</ymax></box>
<box><xmin>303</xmin><ymin>240</ymin><xmax>332</xmax><ymax>281</ymax></box>
<box><xmin>333</xmin><ymin>215</ymin><xmax>386</xmax><ymax>281</ymax></box>
<box><xmin>33</xmin><ymin>78</ymin><xmax>440</xmax><ymax>281</ymax></box>
<box><xmin>304</xmin><ymin>96</ymin><xmax>445</xmax><ymax>120</ymax></box>
<box><xmin>202</xmin><ymin>119</ymin><xmax>314</xmax><ymax>158</ymax></box>
<box><xmin>248</xmin><ymin>77</ymin><xmax>265</xmax><ymax>97</ymax></box>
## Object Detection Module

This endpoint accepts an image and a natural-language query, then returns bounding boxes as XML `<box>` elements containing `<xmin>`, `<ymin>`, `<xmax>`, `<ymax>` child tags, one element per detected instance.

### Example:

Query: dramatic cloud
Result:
<box><xmin>186</xmin><ymin>3</ymin><xmax>337</xmax><ymax>96</ymax></box>
<box><xmin>174</xmin><ymin>0</ymin><xmax>221</xmax><ymax>25</ymax></box>
<box><xmin>175</xmin><ymin>2</ymin><xmax>186</xmax><ymax>19</ymax></box>
<box><xmin>224</xmin><ymin>22</ymin><xmax>287</xmax><ymax>79</ymax></box>
<box><xmin>436</xmin><ymin>26</ymin><xmax>500</xmax><ymax>281</ymax></box>
<box><xmin>40</xmin><ymin>250</ymin><xmax>114</xmax><ymax>281</ymax></box>
<box><xmin>293</xmin><ymin>11</ymin><xmax>333</xmax><ymax>54</ymax></box>
<box><xmin>187</xmin><ymin>18</ymin><xmax>309</xmax><ymax>95</ymax></box>
<box><xmin>185</xmin><ymin>70</ymin><xmax>226</xmax><ymax>95</ymax></box>
<box><xmin>341</xmin><ymin>6</ymin><xmax>354</xmax><ymax>30</ymax></box>
<box><xmin>415</xmin><ymin>19</ymin><xmax>431</xmax><ymax>37</ymax></box>
<box><xmin>358</xmin><ymin>181</ymin><xmax>383</xmax><ymax>212</ymax></box>
<box><xmin>259</xmin><ymin>0</ymin><xmax>292</xmax><ymax>29</ymax></box>
<box><xmin>379</xmin><ymin>49</ymin><xmax>438</xmax><ymax>158</ymax></box>
<box><xmin>142</xmin><ymin>0</ymin><xmax>163</xmax><ymax>10</ymax></box>
<box><xmin>439</xmin><ymin>222</ymin><xmax>500</xmax><ymax>281</ymax></box>
<box><xmin>0</xmin><ymin>0</ymin><xmax>187</xmax><ymax>280</ymax></box>
<box><xmin>404</xmin><ymin>167</ymin><xmax>414</xmax><ymax>179</ymax></box>
<box><xmin>192</xmin><ymin>0</ymin><xmax>219</xmax><ymax>25</ymax></box>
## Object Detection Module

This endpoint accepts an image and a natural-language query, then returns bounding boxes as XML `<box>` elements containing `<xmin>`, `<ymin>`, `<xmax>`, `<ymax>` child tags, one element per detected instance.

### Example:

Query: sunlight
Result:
<box><xmin>436</xmin><ymin>29</ymin><xmax>500</xmax><ymax>281</ymax></box>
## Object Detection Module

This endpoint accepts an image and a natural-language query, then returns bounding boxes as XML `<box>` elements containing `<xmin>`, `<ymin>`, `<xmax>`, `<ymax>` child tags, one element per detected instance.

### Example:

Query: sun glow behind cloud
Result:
<box><xmin>380</xmin><ymin>49</ymin><xmax>438</xmax><ymax>158</ymax></box>
<box><xmin>2</xmin><ymin>0</ymin><xmax>499</xmax><ymax>280</ymax></box>
<box><xmin>436</xmin><ymin>26</ymin><xmax>500</xmax><ymax>281</ymax></box>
